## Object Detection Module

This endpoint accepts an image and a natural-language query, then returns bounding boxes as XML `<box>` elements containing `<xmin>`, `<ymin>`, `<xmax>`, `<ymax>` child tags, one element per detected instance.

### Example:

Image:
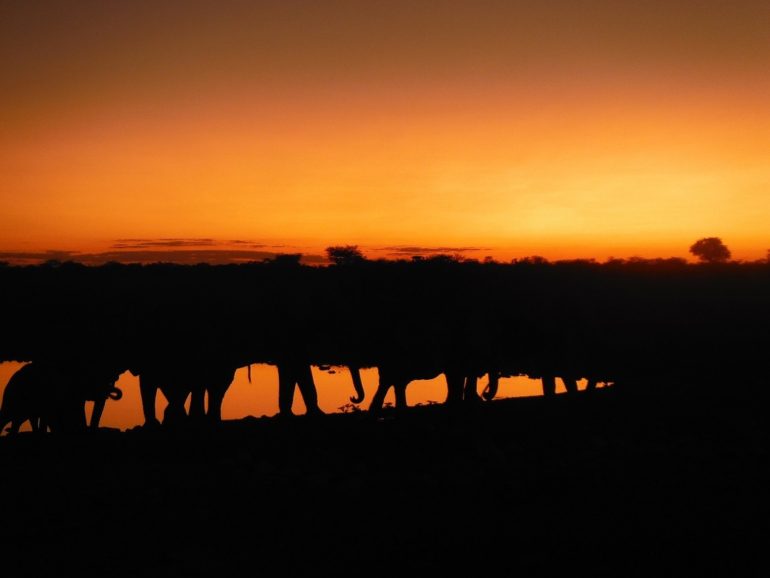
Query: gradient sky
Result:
<box><xmin>2</xmin><ymin>0</ymin><xmax>769</xmax><ymax>262</ymax></box>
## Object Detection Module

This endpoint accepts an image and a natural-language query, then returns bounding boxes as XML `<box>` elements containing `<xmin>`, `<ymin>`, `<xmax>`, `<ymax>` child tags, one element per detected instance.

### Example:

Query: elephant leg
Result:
<box><xmin>349</xmin><ymin>365</ymin><xmax>365</xmax><ymax>404</ymax></box>
<box><xmin>542</xmin><ymin>375</ymin><xmax>556</xmax><ymax>397</ymax></box>
<box><xmin>64</xmin><ymin>394</ymin><xmax>88</xmax><ymax>432</ymax></box>
<box><xmin>482</xmin><ymin>371</ymin><xmax>500</xmax><ymax>401</ymax></box>
<box><xmin>33</xmin><ymin>416</ymin><xmax>45</xmax><ymax>433</ymax></box>
<box><xmin>163</xmin><ymin>402</ymin><xmax>188</xmax><ymax>425</ymax></box>
<box><xmin>297</xmin><ymin>365</ymin><xmax>323</xmax><ymax>416</ymax></box>
<box><xmin>585</xmin><ymin>378</ymin><xmax>598</xmax><ymax>391</ymax></box>
<box><xmin>277</xmin><ymin>365</ymin><xmax>297</xmax><ymax>416</ymax></box>
<box><xmin>562</xmin><ymin>376</ymin><xmax>578</xmax><ymax>394</ymax></box>
<box><xmin>161</xmin><ymin>387</ymin><xmax>189</xmax><ymax>426</ymax></box>
<box><xmin>189</xmin><ymin>387</ymin><xmax>206</xmax><ymax>420</ymax></box>
<box><xmin>59</xmin><ymin>400</ymin><xmax>87</xmax><ymax>433</ymax></box>
<box><xmin>39</xmin><ymin>413</ymin><xmax>53</xmax><ymax>433</ymax></box>
<box><xmin>394</xmin><ymin>380</ymin><xmax>408</xmax><ymax>410</ymax></box>
<box><xmin>463</xmin><ymin>375</ymin><xmax>481</xmax><ymax>402</ymax></box>
<box><xmin>444</xmin><ymin>371</ymin><xmax>464</xmax><ymax>405</ymax></box>
<box><xmin>139</xmin><ymin>376</ymin><xmax>160</xmax><ymax>427</ymax></box>
<box><xmin>207</xmin><ymin>369</ymin><xmax>235</xmax><ymax>422</ymax></box>
<box><xmin>207</xmin><ymin>388</ymin><xmax>224</xmax><ymax>422</ymax></box>
<box><xmin>90</xmin><ymin>398</ymin><xmax>106</xmax><ymax>430</ymax></box>
<box><xmin>368</xmin><ymin>378</ymin><xmax>390</xmax><ymax>414</ymax></box>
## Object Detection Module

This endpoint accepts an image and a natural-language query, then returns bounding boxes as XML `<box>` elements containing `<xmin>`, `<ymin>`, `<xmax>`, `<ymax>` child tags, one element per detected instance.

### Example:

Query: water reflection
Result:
<box><xmin>0</xmin><ymin>361</ymin><xmax>588</xmax><ymax>432</ymax></box>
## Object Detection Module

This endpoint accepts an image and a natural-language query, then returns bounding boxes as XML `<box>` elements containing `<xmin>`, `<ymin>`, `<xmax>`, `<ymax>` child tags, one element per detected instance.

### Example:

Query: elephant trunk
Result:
<box><xmin>108</xmin><ymin>386</ymin><xmax>123</xmax><ymax>400</ymax></box>
<box><xmin>349</xmin><ymin>365</ymin><xmax>365</xmax><ymax>404</ymax></box>
<box><xmin>481</xmin><ymin>371</ymin><xmax>500</xmax><ymax>401</ymax></box>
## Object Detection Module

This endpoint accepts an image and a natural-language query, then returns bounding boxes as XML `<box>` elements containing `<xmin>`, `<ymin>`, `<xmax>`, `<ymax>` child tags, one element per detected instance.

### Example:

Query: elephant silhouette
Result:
<box><xmin>277</xmin><ymin>361</ymin><xmax>323</xmax><ymax>417</ymax></box>
<box><xmin>359</xmin><ymin>361</ymin><xmax>486</xmax><ymax>414</ymax></box>
<box><xmin>278</xmin><ymin>362</ymin><xmax>365</xmax><ymax>417</ymax></box>
<box><xmin>541</xmin><ymin>374</ymin><xmax>579</xmax><ymax>396</ymax></box>
<box><xmin>133</xmin><ymin>357</ymin><xmax>365</xmax><ymax>426</ymax></box>
<box><xmin>481</xmin><ymin>373</ymin><xmax>573</xmax><ymax>399</ymax></box>
<box><xmin>481</xmin><ymin>373</ymin><xmax>609</xmax><ymax>400</ymax></box>
<box><xmin>0</xmin><ymin>361</ymin><xmax>123</xmax><ymax>434</ymax></box>
<box><xmin>131</xmin><ymin>360</ymin><xmax>237</xmax><ymax>427</ymax></box>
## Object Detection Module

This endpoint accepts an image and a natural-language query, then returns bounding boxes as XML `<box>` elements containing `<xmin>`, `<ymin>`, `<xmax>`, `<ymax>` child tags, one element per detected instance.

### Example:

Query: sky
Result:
<box><xmin>1</xmin><ymin>0</ymin><xmax>769</xmax><ymax>263</ymax></box>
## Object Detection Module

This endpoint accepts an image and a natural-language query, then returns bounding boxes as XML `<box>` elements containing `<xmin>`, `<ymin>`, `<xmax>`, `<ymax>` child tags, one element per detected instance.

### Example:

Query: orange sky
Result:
<box><xmin>1</xmin><ymin>0</ymin><xmax>769</xmax><ymax>262</ymax></box>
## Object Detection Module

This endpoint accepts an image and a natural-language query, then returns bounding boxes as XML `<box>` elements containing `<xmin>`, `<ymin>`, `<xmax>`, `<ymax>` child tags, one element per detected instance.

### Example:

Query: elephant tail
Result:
<box><xmin>481</xmin><ymin>371</ymin><xmax>500</xmax><ymax>401</ymax></box>
<box><xmin>247</xmin><ymin>364</ymin><xmax>252</xmax><ymax>384</ymax></box>
<box><xmin>349</xmin><ymin>365</ymin><xmax>365</xmax><ymax>404</ymax></box>
<box><xmin>108</xmin><ymin>386</ymin><xmax>123</xmax><ymax>401</ymax></box>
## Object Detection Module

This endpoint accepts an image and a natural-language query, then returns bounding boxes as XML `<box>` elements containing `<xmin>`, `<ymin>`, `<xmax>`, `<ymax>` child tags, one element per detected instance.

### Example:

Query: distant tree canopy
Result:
<box><xmin>326</xmin><ymin>245</ymin><xmax>366</xmax><ymax>266</ymax></box>
<box><xmin>689</xmin><ymin>237</ymin><xmax>731</xmax><ymax>263</ymax></box>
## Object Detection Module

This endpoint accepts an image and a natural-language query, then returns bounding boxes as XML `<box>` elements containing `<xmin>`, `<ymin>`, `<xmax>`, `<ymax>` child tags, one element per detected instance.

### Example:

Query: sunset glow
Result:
<box><xmin>2</xmin><ymin>1</ymin><xmax>769</xmax><ymax>263</ymax></box>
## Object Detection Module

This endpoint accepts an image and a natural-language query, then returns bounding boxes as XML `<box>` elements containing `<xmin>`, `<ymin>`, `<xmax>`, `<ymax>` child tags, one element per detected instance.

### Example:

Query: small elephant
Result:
<box><xmin>0</xmin><ymin>361</ymin><xmax>123</xmax><ymax>434</ymax></box>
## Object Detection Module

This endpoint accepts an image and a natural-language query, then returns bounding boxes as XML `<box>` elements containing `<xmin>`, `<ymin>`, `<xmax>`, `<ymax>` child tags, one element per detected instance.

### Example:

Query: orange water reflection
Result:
<box><xmin>0</xmin><ymin>361</ymin><xmax>576</xmax><ymax>432</ymax></box>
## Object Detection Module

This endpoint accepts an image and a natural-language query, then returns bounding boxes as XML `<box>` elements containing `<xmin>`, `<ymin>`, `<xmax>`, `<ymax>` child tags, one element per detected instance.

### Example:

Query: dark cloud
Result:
<box><xmin>111</xmin><ymin>238</ymin><xmax>217</xmax><ymax>249</ymax></box>
<box><xmin>229</xmin><ymin>240</ymin><xmax>268</xmax><ymax>248</ymax></box>
<box><xmin>0</xmin><ymin>250</ymin><xmax>84</xmax><ymax>264</ymax></box>
<box><xmin>0</xmin><ymin>243</ymin><xmax>489</xmax><ymax>265</ymax></box>
<box><xmin>113</xmin><ymin>238</ymin><xmax>273</xmax><ymax>250</ymax></box>
<box><xmin>0</xmin><ymin>250</ymin><xmax>325</xmax><ymax>266</ymax></box>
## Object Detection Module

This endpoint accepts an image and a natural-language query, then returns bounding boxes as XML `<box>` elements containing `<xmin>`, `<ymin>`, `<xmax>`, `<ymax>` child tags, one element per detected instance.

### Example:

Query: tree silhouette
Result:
<box><xmin>689</xmin><ymin>237</ymin><xmax>731</xmax><ymax>263</ymax></box>
<box><xmin>326</xmin><ymin>245</ymin><xmax>365</xmax><ymax>266</ymax></box>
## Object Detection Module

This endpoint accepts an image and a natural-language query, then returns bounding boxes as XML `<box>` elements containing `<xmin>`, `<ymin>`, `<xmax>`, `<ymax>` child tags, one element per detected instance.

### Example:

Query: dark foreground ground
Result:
<box><xmin>1</xmin><ymin>386</ymin><xmax>768</xmax><ymax>577</ymax></box>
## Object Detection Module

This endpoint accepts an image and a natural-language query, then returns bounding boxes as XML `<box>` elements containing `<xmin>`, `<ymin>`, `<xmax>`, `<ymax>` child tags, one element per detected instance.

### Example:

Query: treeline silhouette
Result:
<box><xmin>1</xmin><ymin>252</ymin><xmax>769</xmax><ymax>431</ymax></box>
